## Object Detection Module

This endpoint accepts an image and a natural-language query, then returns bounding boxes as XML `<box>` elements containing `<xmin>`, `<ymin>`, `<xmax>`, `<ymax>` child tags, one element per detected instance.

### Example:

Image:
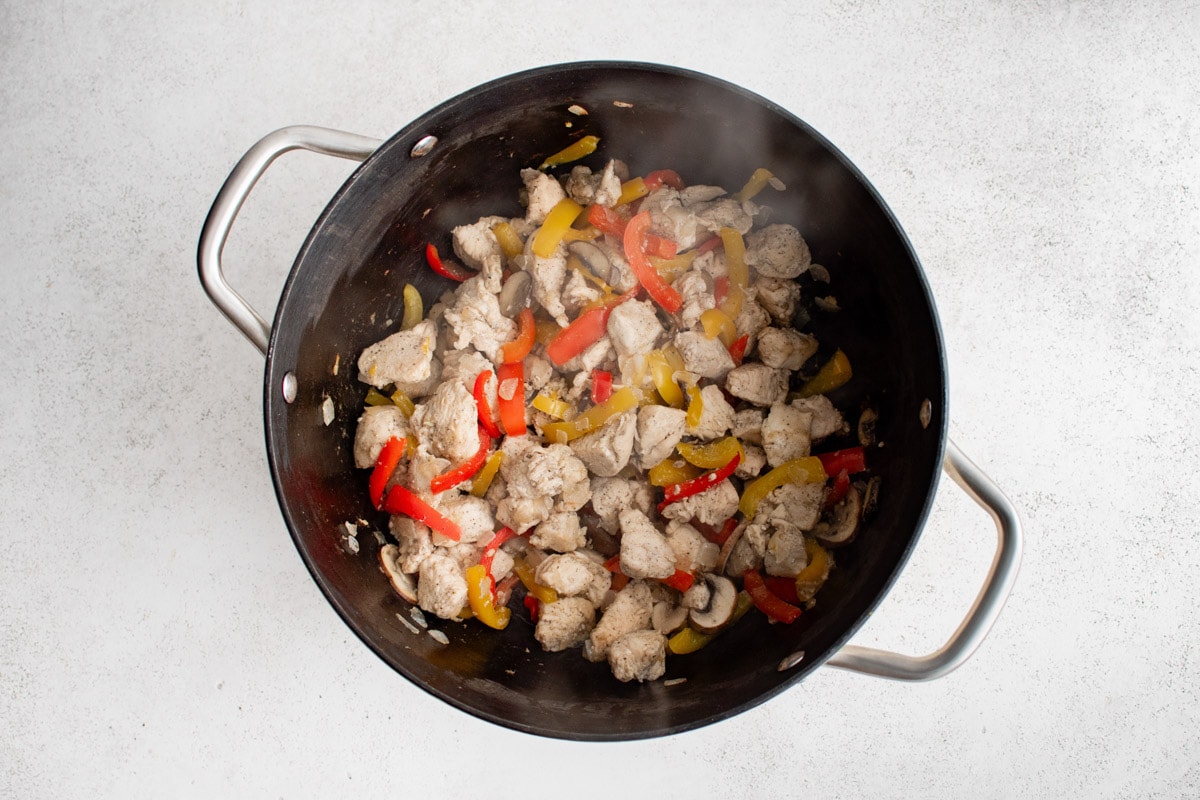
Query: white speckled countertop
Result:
<box><xmin>3</xmin><ymin>1</ymin><xmax>1198</xmax><ymax>796</ymax></box>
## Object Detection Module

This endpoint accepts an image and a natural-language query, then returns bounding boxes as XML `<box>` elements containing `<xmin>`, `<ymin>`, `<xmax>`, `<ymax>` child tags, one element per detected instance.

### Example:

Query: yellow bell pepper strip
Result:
<box><xmin>644</xmin><ymin>169</ymin><xmax>684</xmax><ymax>190</ymax></box>
<box><xmin>658</xmin><ymin>452</ymin><xmax>742</xmax><ymax>513</ymax></box>
<box><xmin>666</xmin><ymin>592</ymin><xmax>753</xmax><ymax>654</ymax></box>
<box><xmin>400</xmin><ymin>284</ymin><xmax>423</xmax><ymax>331</ymax></box>
<box><xmin>531</xmin><ymin>198</ymin><xmax>585</xmax><ymax>257</ymax></box>
<box><xmin>567</xmin><ymin>256</ymin><xmax>614</xmax><ymax>293</ymax></box>
<box><xmin>732</xmin><ymin>167</ymin><xmax>780</xmax><ymax>202</ymax></box>
<box><xmin>368</xmin><ymin>436</ymin><xmax>406</xmax><ymax>509</ymax></box>
<box><xmin>624</xmin><ymin>211</ymin><xmax>683</xmax><ymax>314</ymax></box>
<box><xmin>685</xmin><ymin>385</ymin><xmax>704</xmax><ymax>428</ymax></box>
<box><xmin>719</xmin><ymin>283</ymin><xmax>744</xmax><ymax>319</ymax></box>
<box><xmin>541</xmin><ymin>386</ymin><xmax>638</xmax><ymax>444</ymax></box>
<box><xmin>535</xmin><ymin>317</ymin><xmax>561</xmax><ymax>345</ymax></box>
<box><xmin>743</xmin><ymin>568</ymin><xmax>802</xmax><ymax>623</ymax></box>
<box><xmin>470</xmin><ymin>450</ymin><xmax>504</xmax><ymax>497</ymax></box>
<box><xmin>531</xmin><ymin>392</ymin><xmax>571</xmax><ymax>419</ymax></box>
<box><xmin>383</xmin><ymin>485</ymin><xmax>461</xmax><ymax>541</ymax></box>
<box><xmin>538</xmin><ymin>134</ymin><xmax>599</xmax><ymax>170</ymax></box>
<box><xmin>591</xmin><ymin>369</ymin><xmax>613</xmax><ymax>404</ymax></box>
<box><xmin>699</xmin><ymin>307</ymin><xmax>737</xmax><ymax>346</ymax></box>
<box><xmin>739</xmin><ymin>457</ymin><xmax>827</xmax><ymax>519</ymax></box>
<box><xmin>499</xmin><ymin>307</ymin><xmax>536</xmax><ymax>364</ymax></box>
<box><xmin>718</xmin><ymin>227</ymin><xmax>749</xmax><ymax>289</ymax></box>
<box><xmin>545</xmin><ymin>304</ymin><xmax>612</xmax><ymax>367</ymax></box>
<box><xmin>648</xmin><ymin>457</ymin><xmax>703</xmax><ymax>487</ymax></box>
<box><xmin>796</xmin><ymin>349</ymin><xmax>852</xmax><ymax>397</ymax></box>
<box><xmin>430</xmin><ymin>426</ymin><xmax>490</xmax><ymax>494</ymax></box>
<box><xmin>616</xmin><ymin>176</ymin><xmax>648</xmax><ymax>206</ymax></box>
<box><xmin>648</xmin><ymin>250</ymin><xmax>697</xmax><ymax>282</ymax></box>
<box><xmin>472</xmin><ymin>370</ymin><xmax>503</xmax><ymax>439</ymax></box>
<box><xmin>491</xmin><ymin>221</ymin><xmax>524</xmax><ymax>259</ymax></box>
<box><xmin>676</xmin><ymin>436</ymin><xmax>744</xmax><ymax>470</ymax></box>
<box><xmin>727</xmin><ymin>333</ymin><xmax>749</xmax><ymax>366</ymax></box>
<box><xmin>561</xmin><ymin>226</ymin><xmax>600</xmax><ymax>243</ymax></box>
<box><xmin>514</xmin><ymin>558</ymin><xmax>558</xmax><ymax>604</ymax></box>
<box><xmin>794</xmin><ymin>538</ymin><xmax>832</xmax><ymax>603</ymax></box>
<box><xmin>389</xmin><ymin>389</ymin><xmax>416</xmax><ymax>418</ymax></box>
<box><xmin>364</xmin><ymin>387</ymin><xmax>392</xmax><ymax>406</ymax></box>
<box><xmin>425</xmin><ymin>243</ymin><xmax>476</xmax><ymax>282</ymax></box>
<box><xmin>646</xmin><ymin>350</ymin><xmax>686</xmax><ymax>408</ymax></box>
<box><xmin>466</xmin><ymin>563</ymin><xmax>511</xmax><ymax>630</ymax></box>
<box><xmin>495</xmin><ymin>361</ymin><xmax>527</xmax><ymax>437</ymax></box>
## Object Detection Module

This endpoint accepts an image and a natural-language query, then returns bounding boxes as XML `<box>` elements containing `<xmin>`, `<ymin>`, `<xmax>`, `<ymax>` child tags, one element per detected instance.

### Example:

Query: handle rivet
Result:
<box><xmin>410</xmin><ymin>135</ymin><xmax>438</xmax><ymax>158</ymax></box>
<box><xmin>282</xmin><ymin>372</ymin><xmax>298</xmax><ymax>403</ymax></box>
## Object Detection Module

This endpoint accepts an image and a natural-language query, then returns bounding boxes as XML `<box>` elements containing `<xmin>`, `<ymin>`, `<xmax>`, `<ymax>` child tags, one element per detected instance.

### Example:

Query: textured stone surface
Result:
<box><xmin>2</xmin><ymin>1</ymin><xmax>1198</xmax><ymax>796</ymax></box>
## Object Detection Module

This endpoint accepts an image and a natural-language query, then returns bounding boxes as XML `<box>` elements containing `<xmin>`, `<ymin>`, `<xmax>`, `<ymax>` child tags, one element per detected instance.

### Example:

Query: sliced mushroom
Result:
<box><xmin>857</xmin><ymin>406</ymin><xmax>878</xmax><ymax>447</ymax></box>
<box><xmin>378</xmin><ymin>544</ymin><xmax>418</xmax><ymax>603</ymax></box>
<box><xmin>688</xmin><ymin>574</ymin><xmax>737</xmax><ymax>634</ymax></box>
<box><xmin>651</xmin><ymin>601</ymin><xmax>688</xmax><ymax>634</ymax></box>
<box><xmin>813</xmin><ymin>485</ymin><xmax>861</xmax><ymax>546</ymax></box>
<box><xmin>568</xmin><ymin>240</ymin><xmax>613</xmax><ymax>283</ymax></box>
<box><xmin>497</xmin><ymin>270</ymin><xmax>533</xmax><ymax>318</ymax></box>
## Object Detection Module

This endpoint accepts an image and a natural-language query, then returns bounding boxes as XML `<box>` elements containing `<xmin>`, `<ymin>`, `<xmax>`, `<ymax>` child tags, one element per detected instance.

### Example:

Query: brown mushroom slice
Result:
<box><xmin>497</xmin><ymin>270</ymin><xmax>533</xmax><ymax>318</ymax></box>
<box><xmin>651</xmin><ymin>601</ymin><xmax>688</xmax><ymax>634</ymax></box>
<box><xmin>379</xmin><ymin>544</ymin><xmax>418</xmax><ymax>603</ymax></box>
<box><xmin>568</xmin><ymin>240</ymin><xmax>613</xmax><ymax>283</ymax></box>
<box><xmin>688</xmin><ymin>574</ymin><xmax>738</xmax><ymax>634</ymax></box>
<box><xmin>814</xmin><ymin>485</ymin><xmax>861</xmax><ymax>547</ymax></box>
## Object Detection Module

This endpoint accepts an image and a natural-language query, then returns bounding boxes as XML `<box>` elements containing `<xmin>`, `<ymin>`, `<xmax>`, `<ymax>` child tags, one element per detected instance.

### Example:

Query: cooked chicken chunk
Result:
<box><xmin>761</xmin><ymin>402</ymin><xmax>813</xmax><ymax>467</ymax></box>
<box><xmin>521</xmin><ymin>167</ymin><xmax>568</xmax><ymax>224</ymax></box>
<box><xmin>561</xmin><ymin>268</ymin><xmax>603</xmax><ymax>315</ymax></box>
<box><xmin>726</xmin><ymin>363</ymin><xmax>789</xmax><ymax>407</ymax></box>
<box><xmin>353</xmin><ymin>405</ymin><xmax>410</xmax><ymax>469</ymax></box>
<box><xmin>442</xmin><ymin>277</ymin><xmax>517</xmax><ymax>361</ymax></box>
<box><xmin>535</xmin><ymin>596</ymin><xmax>596</xmax><ymax>652</ymax></box>
<box><xmin>530</xmin><ymin>511</ymin><xmax>587</xmax><ymax>553</ymax></box>
<box><xmin>660</xmin><ymin>478</ymin><xmax>740</xmax><ymax>527</ymax></box>
<box><xmin>608</xmin><ymin>630</ymin><xmax>667</xmax><ymax>683</ymax></box>
<box><xmin>417</xmin><ymin>549</ymin><xmax>468</xmax><ymax>620</ymax></box>
<box><xmin>665</xmin><ymin>520</ymin><xmax>720</xmax><ymax>573</ymax></box>
<box><xmin>757</xmin><ymin>327</ymin><xmax>819</xmax><ymax>371</ymax></box>
<box><xmin>528</xmin><ymin>251</ymin><xmax>570</xmax><ymax>326</ymax></box>
<box><xmin>734</xmin><ymin>443</ymin><xmax>768</xmax><ymax>480</ymax></box>
<box><xmin>435</xmin><ymin>494</ymin><xmax>495</xmax><ymax>545</ymax></box>
<box><xmin>570</xmin><ymin>410</ymin><xmax>636</xmax><ymax>477</ymax></box>
<box><xmin>440</xmin><ymin>348</ymin><xmax>493</xmax><ymax>392</ymax></box>
<box><xmin>674</xmin><ymin>331</ymin><xmax>735</xmax><ymax>380</ymax></box>
<box><xmin>535</xmin><ymin>551</ymin><xmax>611</xmax><ymax>607</ymax></box>
<box><xmin>585</xmin><ymin>580</ymin><xmax>654</xmax><ymax>662</ymax></box>
<box><xmin>686</xmin><ymin>384</ymin><xmax>735</xmax><ymax>440</ymax></box>
<box><xmin>410</xmin><ymin>380</ymin><xmax>479</xmax><ymax>463</ymax></box>
<box><xmin>756</xmin><ymin>277</ymin><xmax>803</xmax><ymax>325</ymax></box>
<box><xmin>451</xmin><ymin>215</ymin><xmax>508</xmax><ymax>270</ymax></box>
<box><xmin>636</xmin><ymin>405</ymin><xmax>687</xmax><ymax>468</ymax></box>
<box><xmin>674</xmin><ymin>268</ymin><xmax>715</xmax><ymax>330</ymax></box>
<box><xmin>357</xmin><ymin>318</ymin><xmax>437</xmax><ymax>390</ymax></box>
<box><xmin>730</xmin><ymin>408</ymin><xmax>764</xmax><ymax>444</ymax></box>
<box><xmin>497</xmin><ymin>438</ymin><xmax>591</xmax><ymax>531</ymax></box>
<box><xmin>791</xmin><ymin>394</ymin><xmax>848</xmax><ymax>441</ymax></box>
<box><xmin>590</xmin><ymin>477</ymin><xmax>654</xmax><ymax>534</ymax></box>
<box><xmin>389</xmin><ymin>516</ymin><xmax>433</xmax><ymax>574</ymax></box>
<box><xmin>563</xmin><ymin>161</ymin><xmax>622</xmax><ymax>207</ymax></box>
<box><xmin>618</xmin><ymin>508</ymin><xmax>677</xmax><ymax>580</ymax></box>
<box><xmin>607</xmin><ymin>299</ymin><xmax>664</xmax><ymax>357</ymax></box>
<box><xmin>745</xmin><ymin>223</ymin><xmax>811</xmax><ymax>279</ymax></box>
<box><xmin>764</xmin><ymin>527</ymin><xmax>810</xmax><ymax>578</ymax></box>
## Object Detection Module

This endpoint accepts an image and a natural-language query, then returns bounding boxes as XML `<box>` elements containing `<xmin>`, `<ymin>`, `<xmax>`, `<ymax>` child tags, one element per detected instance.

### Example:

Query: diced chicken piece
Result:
<box><xmin>734</xmin><ymin>442</ymin><xmax>768</xmax><ymax>480</ymax></box>
<box><xmin>601</xmin><ymin>245</ymin><xmax>638</xmax><ymax>293</ymax></box>
<box><xmin>660</xmin><ymin>478</ymin><xmax>740</xmax><ymax>527</ymax></box>
<box><xmin>524</xmin><ymin>353</ymin><xmax>554</xmax><ymax>395</ymax></box>
<box><xmin>357</xmin><ymin>319</ymin><xmax>437</xmax><ymax>390</ymax></box>
<box><xmin>680</xmin><ymin>579</ymin><xmax>711</xmax><ymax>610</ymax></box>
<box><xmin>496</xmin><ymin>495</ymin><xmax>554</xmax><ymax>534</ymax></box>
<box><xmin>440</xmin><ymin>348</ymin><xmax>493</xmax><ymax>392</ymax></box>
<box><xmin>443</xmin><ymin>277</ymin><xmax>517</xmax><ymax>361</ymax></box>
<box><xmin>674</xmin><ymin>331</ymin><xmax>735</xmax><ymax>380</ymax></box>
<box><xmin>499</xmin><ymin>438</ymin><xmax>592</xmax><ymax>527</ymax></box>
<box><xmin>674</xmin><ymin>269</ymin><xmax>715</xmax><ymax>330</ymax></box>
<box><xmin>678</xmin><ymin>185</ymin><xmax>726</xmax><ymax>205</ymax></box>
<box><xmin>535</xmin><ymin>551</ymin><xmax>611</xmax><ymax>607</ymax></box>
<box><xmin>405</xmin><ymin>446</ymin><xmax>450</xmax><ymax>494</ymax></box>
<box><xmin>451</xmin><ymin>215</ymin><xmax>508</xmax><ymax>270</ymax></box>
<box><xmin>791</xmin><ymin>395</ymin><xmax>849</xmax><ymax>441</ymax></box>
<box><xmin>353</xmin><ymin>405</ymin><xmax>410</xmax><ymax>468</ymax></box>
<box><xmin>607</xmin><ymin>299</ymin><xmax>664</xmax><ymax>357</ymax></box>
<box><xmin>761</xmin><ymin>402</ymin><xmax>813</xmax><ymax>467</ymax></box>
<box><xmin>535</xmin><ymin>596</ymin><xmax>596</xmax><ymax>652</ymax></box>
<box><xmin>585</xmin><ymin>580</ymin><xmax>654</xmax><ymax>661</ymax></box>
<box><xmin>521</xmin><ymin>167</ymin><xmax>568</xmax><ymax>224</ymax></box>
<box><xmin>730</xmin><ymin>482</ymin><xmax>823</xmax><ymax>579</ymax></box>
<box><xmin>561</xmin><ymin>268</ymin><xmax>602</xmax><ymax>315</ymax></box>
<box><xmin>763</xmin><ymin>482</ymin><xmax>825</xmax><ymax>532</ymax></box>
<box><xmin>694</xmin><ymin>198</ymin><xmax>753</xmax><ymax>236</ymax></box>
<box><xmin>756</xmin><ymin>277</ymin><xmax>803</xmax><ymax>325</ymax></box>
<box><xmin>435</xmin><ymin>494</ymin><xmax>495</xmax><ymax>544</ymax></box>
<box><xmin>608</xmin><ymin>630</ymin><xmax>667</xmax><ymax>683</ymax></box>
<box><xmin>764</xmin><ymin>527</ymin><xmax>809</xmax><ymax>578</ymax></box>
<box><xmin>636</xmin><ymin>405</ymin><xmax>687</xmax><ymax>468</ymax></box>
<box><xmin>686</xmin><ymin>384</ymin><xmax>735</xmax><ymax>440</ymax></box>
<box><xmin>724</xmin><ymin>526</ymin><xmax>765</xmax><ymax>577</ymax></box>
<box><xmin>730</xmin><ymin>408</ymin><xmax>764</xmax><ymax>444</ymax></box>
<box><xmin>530</xmin><ymin>512</ymin><xmax>587</xmax><ymax>553</ymax></box>
<box><xmin>745</xmin><ymin>223</ymin><xmax>811</xmax><ymax>280</ymax></box>
<box><xmin>416</xmin><ymin>549</ymin><xmax>468</xmax><ymax>620</ymax></box>
<box><xmin>593</xmin><ymin>161</ymin><xmax>623</xmax><ymax>207</ymax></box>
<box><xmin>570</xmin><ymin>410</ymin><xmax>636</xmax><ymax>477</ymax></box>
<box><xmin>589</xmin><ymin>477</ymin><xmax>654</xmax><ymax>534</ymax></box>
<box><xmin>389</xmin><ymin>516</ymin><xmax>433</xmax><ymax>574</ymax></box>
<box><xmin>618</xmin><ymin>508</ymin><xmax>677</xmax><ymax>580</ymax></box>
<box><xmin>564</xmin><ymin>161</ymin><xmax>623</xmax><ymax>207</ymax></box>
<box><xmin>734</xmin><ymin>295</ymin><xmax>772</xmax><ymax>351</ymax></box>
<box><xmin>726</xmin><ymin>364</ymin><xmax>789</xmax><ymax>407</ymax></box>
<box><xmin>562</xmin><ymin>335</ymin><xmax>613</xmax><ymax>374</ymax></box>
<box><xmin>478</xmin><ymin>252</ymin><xmax>503</xmax><ymax>294</ymax></box>
<box><xmin>410</xmin><ymin>380</ymin><xmax>479</xmax><ymax>463</ymax></box>
<box><xmin>665</xmin><ymin>520</ymin><xmax>720</xmax><ymax>573</ymax></box>
<box><xmin>757</xmin><ymin>327</ymin><xmax>819</xmax><ymax>371</ymax></box>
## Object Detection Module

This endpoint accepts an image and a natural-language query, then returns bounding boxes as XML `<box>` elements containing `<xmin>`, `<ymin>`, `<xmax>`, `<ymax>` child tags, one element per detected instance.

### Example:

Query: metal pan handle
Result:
<box><xmin>197</xmin><ymin>125</ymin><xmax>382</xmax><ymax>354</ymax></box>
<box><xmin>788</xmin><ymin>438</ymin><xmax>1023</xmax><ymax>680</ymax></box>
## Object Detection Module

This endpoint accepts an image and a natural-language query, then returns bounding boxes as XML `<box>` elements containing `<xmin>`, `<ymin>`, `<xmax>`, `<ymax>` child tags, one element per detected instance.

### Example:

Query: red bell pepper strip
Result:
<box><xmin>713</xmin><ymin>275</ymin><xmax>729</xmax><ymax>306</ymax></box>
<box><xmin>499</xmin><ymin>308</ymin><xmax>535</xmax><ymax>364</ymax></box>
<box><xmin>495</xmin><ymin>361</ymin><xmax>527</xmax><ymax>436</ymax></box>
<box><xmin>694</xmin><ymin>236</ymin><xmax>722</xmax><ymax>256</ymax></box>
<box><xmin>382</xmin><ymin>485</ymin><xmax>462</xmax><ymax>541</ymax></box>
<box><xmin>425</xmin><ymin>243</ymin><xmax>476</xmax><ymax>282</ymax></box>
<box><xmin>644</xmin><ymin>233</ymin><xmax>678</xmax><ymax>259</ymax></box>
<box><xmin>658</xmin><ymin>452</ymin><xmax>742</xmax><ymax>512</ymax></box>
<box><xmin>523</xmin><ymin>594</ymin><xmax>540</xmax><ymax>623</ymax></box>
<box><xmin>430</xmin><ymin>426</ymin><xmax>490</xmax><ymax>494</ymax></box>
<box><xmin>695</xmin><ymin>517</ymin><xmax>740</xmax><ymax>546</ymax></box>
<box><xmin>587</xmin><ymin>204</ymin><xmax>628</xmax><ymax>238</ymax></box>
<box><xmin>816</xmin><ymin>446</ymin><xmax>867</xmax><ymax>477</ymax></box>
<box><xmin>763</xmin><ymin>575</ymin><xmax>801</xmax><ymax>605</ymax></box>
<box><xmin>480</xmin><ymin>526</ymin><xmax>518</xmax><ymax>578</ymax></box>
<box><xmin>824</xmin><ymin>468</ymin><xmax>851</xmax><ymax>509</ymax></box>
<box><xmin>624</xmin><ymin>211</ymin><xmax>683</xmax><ymax>314</ymax></box>
<box><xmin>728</xmin><ymin>334</ymin><xmax>750</xmax><ymax>366</ymax></box>
<box><xmin>591</xmin><ymin>369</ymin><xmax>613</xmax><ymax>404</ymax></box>
<box><xmin>644</xmin><ymin>169</ymin><xmax>684</xmax><ymax>190</ymax></box>
<box><xmin>472</xmin><ymin>370</ymin><xmax>503</xmax><ymax>439</ymax></box>
<box><xmin>743</xmin><ymin>568</ymin><xmax>803</xmax><ymax>623</ymax></box>
<box><xmin>661</xmin><ymin>569</ymin><xmax>695</xmax><ymax>592</ymax></box>
<box><xmin>368</xmin><ymin>436</ymin><xmax>406</xmax><ymax>509</ymax></box>
<box><xmin>545</xmin><ymin>305</ymin><xmax>612</xmax><ymax>366</ymax></box>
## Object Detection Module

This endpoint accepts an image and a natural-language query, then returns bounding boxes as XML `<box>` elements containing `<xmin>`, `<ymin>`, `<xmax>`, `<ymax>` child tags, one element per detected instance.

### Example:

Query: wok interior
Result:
<box><xmin>263</xmin><ymin>63</ymin><xmax>947</xmax><ymax>740</ymax></box>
